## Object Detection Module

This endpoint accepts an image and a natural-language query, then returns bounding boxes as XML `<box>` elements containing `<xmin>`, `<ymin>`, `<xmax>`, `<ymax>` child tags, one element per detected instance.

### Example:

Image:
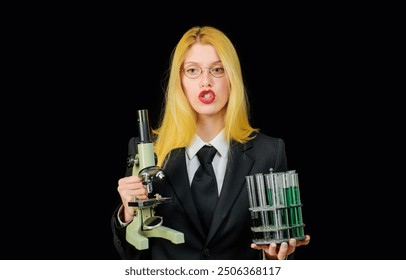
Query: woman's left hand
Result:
<box><xmin>251</xmin><ymin>235</ymin><xmax>311</xmax><ymax>260</ymax></box>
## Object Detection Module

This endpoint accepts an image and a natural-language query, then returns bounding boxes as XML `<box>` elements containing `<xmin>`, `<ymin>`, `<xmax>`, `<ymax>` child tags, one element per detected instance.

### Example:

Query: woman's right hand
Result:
<box><xmin>117</xmin><ymin>175</ymin><xmax>148</xmax><ymax>223</ymax></box>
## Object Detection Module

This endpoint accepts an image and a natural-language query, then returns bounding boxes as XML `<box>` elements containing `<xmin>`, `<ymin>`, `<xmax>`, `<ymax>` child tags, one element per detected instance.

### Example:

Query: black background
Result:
<box><xmin>2</xmin><ymin>6</ymin><xmax>402</xmax><ymax>260</ymax></box>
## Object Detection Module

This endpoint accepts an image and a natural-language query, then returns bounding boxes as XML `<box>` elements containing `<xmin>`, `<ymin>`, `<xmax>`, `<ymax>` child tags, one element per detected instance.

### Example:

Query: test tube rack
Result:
<box><xmin>246</xmin><ymin>169</ymin><xmax>306</xmax><ymax>244</ymax></box>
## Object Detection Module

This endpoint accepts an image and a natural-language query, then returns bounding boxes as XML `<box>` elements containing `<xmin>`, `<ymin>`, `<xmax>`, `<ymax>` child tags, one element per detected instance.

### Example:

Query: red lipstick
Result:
<box><xmin>199</xmin><ymin>90</ymin><xmax>215</xmax><ymax>104</ymax></box>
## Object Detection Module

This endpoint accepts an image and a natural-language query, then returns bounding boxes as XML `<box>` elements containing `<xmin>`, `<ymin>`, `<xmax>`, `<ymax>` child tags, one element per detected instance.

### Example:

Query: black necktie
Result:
<box><xmin>191</xmin><ymin>145</ymin><xmax>218</xmax><ymax>234</ymax></box>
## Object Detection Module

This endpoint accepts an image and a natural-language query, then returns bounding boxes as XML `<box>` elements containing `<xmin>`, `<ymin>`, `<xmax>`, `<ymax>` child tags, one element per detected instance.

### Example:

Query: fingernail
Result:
<box><xmin>282</xmin><ymin>243</ymin><xmax>287</xmax><ymax>249</ymax></box>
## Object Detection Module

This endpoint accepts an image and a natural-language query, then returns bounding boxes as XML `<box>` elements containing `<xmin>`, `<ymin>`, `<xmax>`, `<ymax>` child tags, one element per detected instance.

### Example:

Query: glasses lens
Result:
<box><xmin>210</xmin><ymin>66</ymin><xmax>225</xmax><ymax>78</ymax></box>
<box><xmin>184</xmin><ymin>65</ymin><xmax>201</xmax><ymax>79</ymax></box>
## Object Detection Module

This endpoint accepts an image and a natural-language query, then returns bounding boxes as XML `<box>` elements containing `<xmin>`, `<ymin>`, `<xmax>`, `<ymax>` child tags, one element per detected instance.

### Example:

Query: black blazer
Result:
<box><xmin>111</xmin><ymin>132</ymin><xmax>288</xmax><ymax>259</ymax></box>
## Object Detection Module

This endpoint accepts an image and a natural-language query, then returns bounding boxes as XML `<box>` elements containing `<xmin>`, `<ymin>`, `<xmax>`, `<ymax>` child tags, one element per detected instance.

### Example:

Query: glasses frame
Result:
<box><xmin>181</xmin><ymin>64</ymin><xmax>226</xmax><ymax>79</ymax></box>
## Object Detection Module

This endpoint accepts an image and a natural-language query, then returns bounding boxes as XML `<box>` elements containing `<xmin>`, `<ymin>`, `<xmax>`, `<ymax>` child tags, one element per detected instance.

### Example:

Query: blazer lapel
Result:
<box><xmin>163</xmin><ymin>148</ymin><xmax>206</xmax><ymax>237</ymax></box>
<box><xmin>207</xmin><ymin>141</ymin><xmax>254</xmax><ymax>243</ymax></box>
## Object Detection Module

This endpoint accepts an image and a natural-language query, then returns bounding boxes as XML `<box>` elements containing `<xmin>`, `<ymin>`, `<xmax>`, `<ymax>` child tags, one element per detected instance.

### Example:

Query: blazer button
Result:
<box><xmin>203</xmin><ymin>249</ymin><xmax>210</xmax><ymax>257</ymax></box>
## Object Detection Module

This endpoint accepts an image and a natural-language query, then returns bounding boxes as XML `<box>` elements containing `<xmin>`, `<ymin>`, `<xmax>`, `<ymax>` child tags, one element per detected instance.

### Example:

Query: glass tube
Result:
<box><xmin>255</xmin><ymin>173</ymin><xmax>271</xmax><ymax>239</ymax></box>
<box><xmin>285</xmin><ymin>171</ymin><xmax>299</xmax><ymax>237</ymax></box>
<box><xmin>245</xmin><ymin>175</ymin><xmax>260</xmax><ymax>240</ymax></box>
<box><xmin>274</xmin><ymin>172</ymin><xmax>290</xmax><ymax>240</ymax></box>
<box><xmin>292</xmin><ymin>171</ymin><xmax>305</xmax><ymax>238</ymax></box>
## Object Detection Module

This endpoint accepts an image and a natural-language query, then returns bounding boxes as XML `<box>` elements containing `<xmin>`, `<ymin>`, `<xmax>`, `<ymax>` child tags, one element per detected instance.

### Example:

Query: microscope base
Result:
<box><xmin>126</xmin><ymin>207</ymin><xmax>185</xmax><ymax>250</ymax></box>
<box><xmin>143</xmin><ymin>226</ymin><xmax>185</xmax><ymax>244</ymax></box>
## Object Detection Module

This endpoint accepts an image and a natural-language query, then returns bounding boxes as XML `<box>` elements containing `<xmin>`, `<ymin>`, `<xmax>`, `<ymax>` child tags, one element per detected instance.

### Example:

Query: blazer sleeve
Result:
<box><xmin>275</xmin><ymin>137</ymin><xmax>288</xmax><ymax>172</ymax></box>
<box><xmin>111</xmin><ymin>205</ymin><xmax>151</xmax><ymax>259</ymax></box>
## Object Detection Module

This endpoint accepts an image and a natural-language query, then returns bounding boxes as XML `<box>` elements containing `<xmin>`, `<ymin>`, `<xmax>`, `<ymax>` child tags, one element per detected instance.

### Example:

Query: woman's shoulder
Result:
<box><xmin>250</xmin><ymin>131</ymin><xmax>285</xmax><ymax>146</ymax></box>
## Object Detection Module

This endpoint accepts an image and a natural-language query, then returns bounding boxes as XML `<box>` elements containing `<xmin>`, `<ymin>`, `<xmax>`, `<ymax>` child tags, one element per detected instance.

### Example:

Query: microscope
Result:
<box><xmin>126</xmin><ymin>109</ymin><xmax>185</xmax><ymax>250</ymax></box>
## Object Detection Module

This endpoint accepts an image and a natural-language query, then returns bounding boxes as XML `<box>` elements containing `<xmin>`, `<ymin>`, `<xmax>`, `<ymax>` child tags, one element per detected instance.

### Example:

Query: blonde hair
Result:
<box><xmin>153</xmin><ymin>26</ymin><xmax>258</xmax><ymax>167</ymax></box>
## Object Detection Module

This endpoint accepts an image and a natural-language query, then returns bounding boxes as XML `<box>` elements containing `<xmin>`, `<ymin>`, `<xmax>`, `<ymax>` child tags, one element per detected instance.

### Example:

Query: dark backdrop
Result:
<box><xmin>3</xmin><ymin>7</ymin><xmax>402</xmax><ymax>260</ymax></box>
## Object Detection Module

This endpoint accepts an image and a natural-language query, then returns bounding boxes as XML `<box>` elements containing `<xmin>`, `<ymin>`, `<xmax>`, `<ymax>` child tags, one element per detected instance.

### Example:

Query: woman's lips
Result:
<box><xmin>199</xmin><ymin>90</ymin><xmax>215</xmax><ymax>104</ymax></box>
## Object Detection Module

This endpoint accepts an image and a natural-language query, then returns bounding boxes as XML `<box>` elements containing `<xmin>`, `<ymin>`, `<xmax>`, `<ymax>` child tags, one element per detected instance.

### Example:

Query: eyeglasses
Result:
<box><xmin>181</xmin><ymin>64</ymin><xmax>226</xmax><ymax>79</ymax></box>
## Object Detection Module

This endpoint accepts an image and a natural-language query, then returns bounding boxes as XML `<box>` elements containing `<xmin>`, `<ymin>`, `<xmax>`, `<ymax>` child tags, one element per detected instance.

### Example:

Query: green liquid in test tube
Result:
<box><xmin>292</xmin><ymin>172</ymin><xmax>304</xmax><ymax>238</ymax></box>
<box><xmin>286</xmin><ymin>171</ymin><xmax>299</xmax><ymax>237</ymax></box>
<box><xmin>274</xmin><ymin>172</ymin><xmax>290</xmax><ymax>240</ymax></box>
<box><xmin>266</xmin><ymin>171</ymin><xmax>283</xmax><ymax>240</ymax></box>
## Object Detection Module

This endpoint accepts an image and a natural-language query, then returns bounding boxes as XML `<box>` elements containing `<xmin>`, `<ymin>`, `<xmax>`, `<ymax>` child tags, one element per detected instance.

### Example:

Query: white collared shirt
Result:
<box><xmin>185</xmin><ymin>130</ymin><xmax>229</xmax><ymax>196</ymax></box>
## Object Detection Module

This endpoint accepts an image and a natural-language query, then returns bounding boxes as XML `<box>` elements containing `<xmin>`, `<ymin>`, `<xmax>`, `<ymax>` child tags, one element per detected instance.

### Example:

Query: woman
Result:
<box><xmin>112</xmin><ymin>25</ymin><xmax>310</xmax><ymax>260</ymax></box>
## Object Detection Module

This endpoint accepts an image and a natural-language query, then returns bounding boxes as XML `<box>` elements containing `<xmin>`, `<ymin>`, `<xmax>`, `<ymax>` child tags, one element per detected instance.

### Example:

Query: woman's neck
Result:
<box><xmin>196</xmin><ymin>115</ymin><xmax>224</xmax><ymax>143</ymax></box>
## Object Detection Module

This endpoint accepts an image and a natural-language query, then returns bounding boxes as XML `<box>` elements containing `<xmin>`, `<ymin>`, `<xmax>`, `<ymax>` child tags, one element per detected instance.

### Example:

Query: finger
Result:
<box><xmin>264</xmin><ymin>242</ymin><xmax>279</xmax><ymax>259</ymax></box>
<box><xmin>296</xmin><ymin>235</ymin><xmax>311</xmax><ymax>247</ymax></box>
<box><xmin>277</xmin><ymin>242</ymin><xmax>288</xmax><ymax>260</ymax></box>
<box><xmin>135</xmin><ymin>186</ymin><xmax>149</xmax><ymax>199</ymax></box>
<box><xmin>118</xmin><ymin>180</ymin><xmax>147</xmax><ymax>197</ymax></box>
<box><xmin>250</xmin><ymin>243</ymin><xmax>269</xmax><ymax>251</ymax></box>
<box><xmin>250</xmin><ymin>243</ymin><xmax>258</xmax><ymax>250</ymax></box>
<box><xmin>118</xmin><ymin>175</ymin><xmax>140</xmax><ymax>185</ymax></box>
<box><xmin>287</xmin><ymin>238</ymin><xmax>297</xmax><ymax>255</ymax></box>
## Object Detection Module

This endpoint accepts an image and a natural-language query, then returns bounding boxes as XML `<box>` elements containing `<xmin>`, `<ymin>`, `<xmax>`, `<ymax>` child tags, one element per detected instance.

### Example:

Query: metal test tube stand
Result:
<box><xmin>246</xmin><ymin>169</ymin><xmax>306</xmax><ymax>244</ymax></box>
<box><xmin>126</xmin><ymin>109</ymin><xmax>185</xmax><ymax>250</ymax></box>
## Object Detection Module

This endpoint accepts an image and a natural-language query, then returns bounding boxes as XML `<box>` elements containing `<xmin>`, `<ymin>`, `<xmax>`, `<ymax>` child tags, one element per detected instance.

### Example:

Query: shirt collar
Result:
<box><xmin>186</xmin><ymin>129</ymin><xmax>229</xmax><ymax>160</ymax></box>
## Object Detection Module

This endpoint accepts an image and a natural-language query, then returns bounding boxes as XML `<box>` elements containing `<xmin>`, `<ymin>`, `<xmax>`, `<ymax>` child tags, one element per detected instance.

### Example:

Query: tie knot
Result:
<box><xmin>197</xmin><ymin>145</ymin><xmax>217</xmax><ymax>164</ymax></box>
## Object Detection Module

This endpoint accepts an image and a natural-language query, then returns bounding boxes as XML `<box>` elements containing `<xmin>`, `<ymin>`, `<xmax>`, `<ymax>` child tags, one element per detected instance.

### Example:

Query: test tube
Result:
<box><xmin>285</xmin><ymin>171</ymin><xmax>299</xmax><ymax>237</ymax></box>
<box><xmin>265</xmin><ymin>171</ymin><xmax>285</xmax><ymax>240</ymax></box>
<box><xmin>274</xmin><ymin>172</ymin><xmax>290</xmax><ymax>240</ymax></box>
<box><xmin>246</xmin><ymin>175</ymin><xmax>260</xmax><ymax>240</ymax></box>
<box><xmin>255</xmin><ymin>173</ymin><xmax>271</xmax><ymax>239</ymax></box>
<box><xmin>264</xmin><ymin>172</ymin><xmax>277</xmax><ymax>237</ymax></box>
<box><xmin>292</xmin><ymin>171</ymin><xmax>305</xmax><ymax>238</ymax></box>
